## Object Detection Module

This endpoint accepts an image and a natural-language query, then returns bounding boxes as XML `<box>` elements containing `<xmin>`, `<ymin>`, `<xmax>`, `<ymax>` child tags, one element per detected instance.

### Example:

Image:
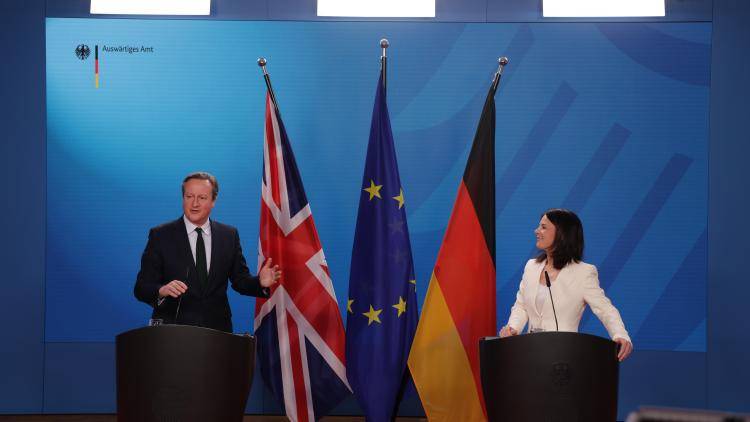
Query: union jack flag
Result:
<box><xmin>254</xmin><ymin>93</ymin><xmax>351</xmax><ymax>421</ymax></box>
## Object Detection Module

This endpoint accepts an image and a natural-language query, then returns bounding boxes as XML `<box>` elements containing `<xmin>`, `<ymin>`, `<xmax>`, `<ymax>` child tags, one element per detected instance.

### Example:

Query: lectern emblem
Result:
<box><xmin>551</xmin><ymin>362</ymin><xmax>572</xmax><ymax>387</ymax></box>
<box><xmin>75</xmin><ymin>44</ymin><xmax>90</xmax><ymax>60</ymax></box>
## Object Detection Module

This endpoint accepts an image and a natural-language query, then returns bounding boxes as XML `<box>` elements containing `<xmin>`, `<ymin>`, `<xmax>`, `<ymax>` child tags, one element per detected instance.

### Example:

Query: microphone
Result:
<box><xmin>544</xmin><ymin>271</ymin><xmax>559</xmax><ymax>331</ymax></box>
<box><xmin>174</xmin><ymin>267</ymin><xmax>188</xmax><ymax>324</ymax></box>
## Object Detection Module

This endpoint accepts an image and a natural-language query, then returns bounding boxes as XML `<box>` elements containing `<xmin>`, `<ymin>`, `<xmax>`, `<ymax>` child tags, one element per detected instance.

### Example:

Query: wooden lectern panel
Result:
<box><xmin>480</xmin><ymin>332</ymin><xmax>619</xmax><ymax>422</ymax></box>
<box><xmin>116</xmin><ymin>325</ymin><xmax>255</xmax><ymax>422</ymax></box>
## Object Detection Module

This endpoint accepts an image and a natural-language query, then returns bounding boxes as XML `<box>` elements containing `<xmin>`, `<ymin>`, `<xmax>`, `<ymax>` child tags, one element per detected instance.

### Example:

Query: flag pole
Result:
<box><xmin>380</xmin><ymin>38</ymin><xmax>389</xmax><ymax>95</ymax></box>
<box><xmin>257</xmin><ymin>57</ymin><xmax>280</xmax><ymax>112</ymax></box>
<box><xmin>490</xmin><ymin>56</ymin><xmax>510</xmax><ymax>96</ymax></box>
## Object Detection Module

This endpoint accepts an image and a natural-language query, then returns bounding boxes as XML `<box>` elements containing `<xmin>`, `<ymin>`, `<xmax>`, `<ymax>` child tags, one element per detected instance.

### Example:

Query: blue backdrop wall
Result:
<box><xmin>2</xmin><ymin>0</ymin><xmax>749</xmax><ymax>419</ymax></box>
<box><xmin>45</xmin><ymin>18</ymin><xmax>710</xmax><ymax>350</ymax></box>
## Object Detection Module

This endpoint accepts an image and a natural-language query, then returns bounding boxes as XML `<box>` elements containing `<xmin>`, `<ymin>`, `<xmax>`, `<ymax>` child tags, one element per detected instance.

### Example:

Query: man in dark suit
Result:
<box><xmin>134</xmin><ymin>172</ymin><xmax>280</xmax><ymax>332</ymax></box>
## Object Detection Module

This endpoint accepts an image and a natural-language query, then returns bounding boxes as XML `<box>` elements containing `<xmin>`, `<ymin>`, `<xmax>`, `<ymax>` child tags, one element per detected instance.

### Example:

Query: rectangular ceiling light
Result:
<box><xmin>317</xmin><ymin>0</ymin><xmax>435</xmax><ymax>17</ymax></box>
<box><xmin>543</xmin><ymin>0</ymin><xmax>665</xmax><ymax>17</ymax></box>
<box><xmin>90</xmin><ymin>0</ymin><xmax>211</xmax><ymax>15</ymax></box>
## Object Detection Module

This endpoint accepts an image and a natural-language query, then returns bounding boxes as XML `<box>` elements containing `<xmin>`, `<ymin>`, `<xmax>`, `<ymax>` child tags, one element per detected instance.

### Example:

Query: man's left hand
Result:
<box><xmin>259</xmin><ymin>258</ymin><xmax>281</xmax><ymax>288</ymax></box>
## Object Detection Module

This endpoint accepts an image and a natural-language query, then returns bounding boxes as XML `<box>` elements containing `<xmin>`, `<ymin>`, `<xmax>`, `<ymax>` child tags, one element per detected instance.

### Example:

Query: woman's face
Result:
<box><xmin>535</xmin><ymin>214</ymin><xmax>557</xmax><ymax>251</ymax></box>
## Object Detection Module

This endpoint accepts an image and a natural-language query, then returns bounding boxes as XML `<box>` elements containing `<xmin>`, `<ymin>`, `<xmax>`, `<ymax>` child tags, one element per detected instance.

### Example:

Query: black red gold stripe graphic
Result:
<box><xmin>95</xmin><ymin>45</ymin><xmax>99</xmax><ymax>88</ymax></box>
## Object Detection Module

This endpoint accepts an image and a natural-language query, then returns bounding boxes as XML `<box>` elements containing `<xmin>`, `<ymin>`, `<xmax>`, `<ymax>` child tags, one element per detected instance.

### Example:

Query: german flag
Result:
<box><xmin>408</xmin><ymin>82</ymin><xmax>498</xmax><ymax>421</ymax></box>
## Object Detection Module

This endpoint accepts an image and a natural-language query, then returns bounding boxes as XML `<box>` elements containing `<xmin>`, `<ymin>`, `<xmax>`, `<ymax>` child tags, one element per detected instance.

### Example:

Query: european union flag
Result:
<box><xmin>345</xmin><ymin>73</ymin><xmax>418</xmax><ymax>422</ymax></box>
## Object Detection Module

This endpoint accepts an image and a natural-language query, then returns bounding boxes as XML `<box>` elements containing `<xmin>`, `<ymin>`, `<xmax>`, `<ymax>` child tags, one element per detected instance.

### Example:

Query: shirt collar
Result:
<box><xmin>183</xmin><ymin>215</ymin><xmax>211</xmax><ymax>236</ymax></box>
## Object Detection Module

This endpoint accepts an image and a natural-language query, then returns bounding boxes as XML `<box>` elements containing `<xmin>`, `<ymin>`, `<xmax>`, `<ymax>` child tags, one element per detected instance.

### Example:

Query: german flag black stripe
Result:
<box><xmin>462</xmin><ymin>88</ymin><xmax>496</xmax><ymax>266</ymax></box>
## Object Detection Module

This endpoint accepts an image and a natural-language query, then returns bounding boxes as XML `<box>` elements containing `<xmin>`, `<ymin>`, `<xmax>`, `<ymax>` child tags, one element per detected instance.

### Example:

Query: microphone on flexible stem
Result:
<box><xmin>544</xmin><ymin>271</ymin><xmax>559</xmax><ymax>331</ymax></box>
<box><xmin>175</xmin><ymin>267</ymin><xmax>187</xmax><ymax>324</ymax></box>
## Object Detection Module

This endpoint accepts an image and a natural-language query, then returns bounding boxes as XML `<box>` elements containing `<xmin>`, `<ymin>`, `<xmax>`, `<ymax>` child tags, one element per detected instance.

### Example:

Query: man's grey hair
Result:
<box><xmin>182</xmin><ymin>172</ymin><xmax>219</xmax><ymax>200</ymax></box>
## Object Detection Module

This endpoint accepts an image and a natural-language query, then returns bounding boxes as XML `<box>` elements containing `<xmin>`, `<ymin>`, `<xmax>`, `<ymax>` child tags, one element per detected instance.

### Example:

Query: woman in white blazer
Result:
<box><xmin>499</xmin><ymin>209</ymin><xmax>633</xmax><ymax>361</ymax></box>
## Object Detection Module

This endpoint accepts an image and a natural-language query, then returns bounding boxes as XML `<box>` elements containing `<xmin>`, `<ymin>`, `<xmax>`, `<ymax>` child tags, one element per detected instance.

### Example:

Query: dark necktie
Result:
<box><xmin>195</xmin><ymin>227</ymin><xmax>208</xmax><ymax>289</ymax></box>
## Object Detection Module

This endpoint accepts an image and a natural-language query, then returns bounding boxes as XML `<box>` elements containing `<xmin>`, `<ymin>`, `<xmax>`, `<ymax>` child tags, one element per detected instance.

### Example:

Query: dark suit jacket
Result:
<box><xmin>134</xmin><ymin>217</ymin><xmax>268</xmax><ymax>332</ymax></box>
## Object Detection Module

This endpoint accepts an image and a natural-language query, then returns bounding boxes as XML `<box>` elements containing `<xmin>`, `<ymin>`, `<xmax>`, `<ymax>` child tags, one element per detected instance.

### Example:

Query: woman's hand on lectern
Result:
<box><xmin>615</xmin><ymin>338</ymin><xmax>633</xmax><ymax>361</ymax></box>
<box><xmin>499</xmin><ymin>325</ymin><xmax>518</xmax><ymax>338</ymax></box>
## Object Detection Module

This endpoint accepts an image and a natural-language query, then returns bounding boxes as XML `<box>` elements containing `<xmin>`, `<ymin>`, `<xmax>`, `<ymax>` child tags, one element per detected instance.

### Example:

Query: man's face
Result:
<box><xmin>182</xmin><ymin>178</ymin><xmax>215</xmax><ymax>226</ymax></box>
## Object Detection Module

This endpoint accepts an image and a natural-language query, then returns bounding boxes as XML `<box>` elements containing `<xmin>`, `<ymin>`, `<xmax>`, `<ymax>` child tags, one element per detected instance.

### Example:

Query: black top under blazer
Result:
<box><xmin>134</xmin><ymin>217</ymin><xmax>268</xmax><ymax>332</ymax></box>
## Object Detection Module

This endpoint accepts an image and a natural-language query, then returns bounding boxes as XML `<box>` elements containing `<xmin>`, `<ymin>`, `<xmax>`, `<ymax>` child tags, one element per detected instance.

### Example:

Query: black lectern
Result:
<box><xmin>116</xmin><ymin>325</ymin><xmax>256</xmax><ymax>422</ymax></box>
<box><xmin>479</xmin><ymin>332</ymin><xmax>619</xmax><ymax>422</ymax></box>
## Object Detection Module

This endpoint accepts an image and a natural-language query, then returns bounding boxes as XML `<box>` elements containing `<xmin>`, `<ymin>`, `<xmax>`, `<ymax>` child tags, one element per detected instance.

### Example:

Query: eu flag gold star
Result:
<box><xmin>392</xmin><ymin>189</ymin><xmax>405</xmax><ymax>209</ymax></box>
<box><xmin>363</xmin><ymin>305</ymin><xmax>383</xmax><ymax>325</ymax></box>
<box><xmin>392</xmin><ymin>296</ymin><xmax>407</xmax><ymax>317</ymax></box>
<box><xmin>347</xmin><ymin>299</ymin><xmax>354</xmax><ymax>314</ymax></box>
<box><xmin>363</xmin><ymin>180</ymin><xmax>383</xmax><ymax>200</ymax></box>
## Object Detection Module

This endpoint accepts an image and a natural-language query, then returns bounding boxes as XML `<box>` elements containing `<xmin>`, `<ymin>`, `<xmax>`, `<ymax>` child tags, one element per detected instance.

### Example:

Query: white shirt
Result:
<box><xmin>183</xmin><ymin>215</ymin><xmax>212</xmax><ymax>272</ymax></box>
<box><xmin>529</xmin><ymin>282</ymin><xmax>549</xmax><ymax>330</ymax></box>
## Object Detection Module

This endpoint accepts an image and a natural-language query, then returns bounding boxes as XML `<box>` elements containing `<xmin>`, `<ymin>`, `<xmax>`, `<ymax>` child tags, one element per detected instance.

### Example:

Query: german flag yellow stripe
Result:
<box><xmin>408</xmin><ymin>273</ymin><xmax>485</xmax><ymax>422</ymax></box>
